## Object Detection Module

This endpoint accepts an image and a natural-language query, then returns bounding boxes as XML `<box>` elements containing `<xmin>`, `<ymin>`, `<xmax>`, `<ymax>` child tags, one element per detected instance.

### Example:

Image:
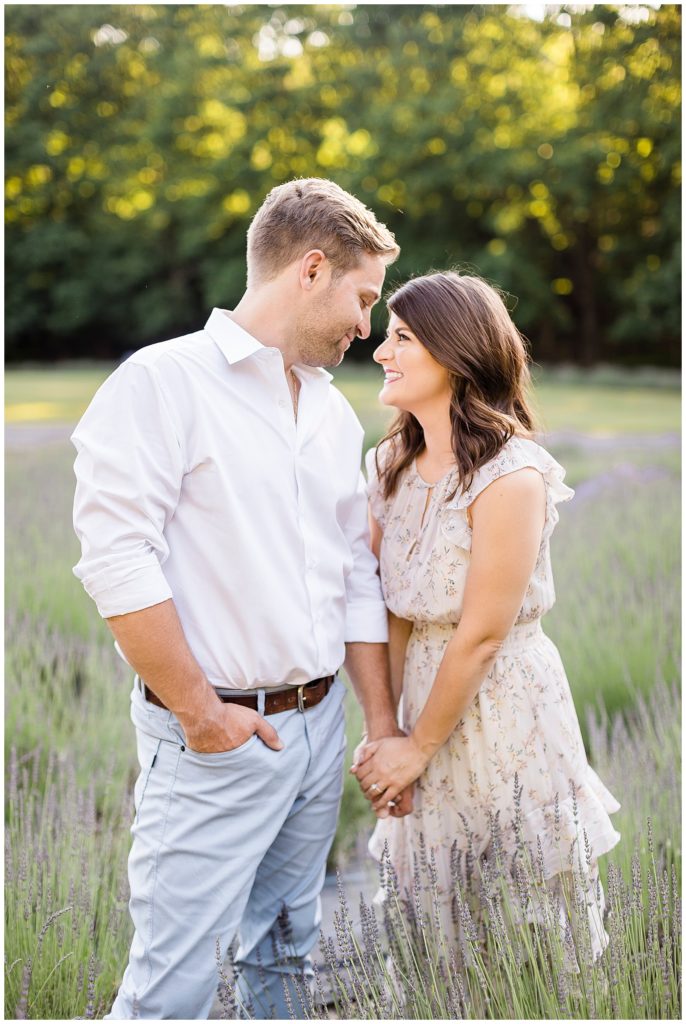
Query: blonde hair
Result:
<box><xmin>246</xmin><ymin>178</ymin><xmax>399</xmax><ymax>286</ymax></box>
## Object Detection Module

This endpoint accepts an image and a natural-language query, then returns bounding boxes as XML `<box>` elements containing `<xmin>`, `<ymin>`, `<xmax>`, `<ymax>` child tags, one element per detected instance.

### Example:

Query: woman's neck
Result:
<box><xmin>413</xmin><ymin>403</ymin><xmax>454</xmax><ymax>471</ymax></box>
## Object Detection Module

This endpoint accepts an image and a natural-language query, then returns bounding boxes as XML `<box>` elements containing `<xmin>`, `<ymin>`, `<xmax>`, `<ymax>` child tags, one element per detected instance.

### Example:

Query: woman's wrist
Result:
<box><xmin>409</xmin><ymin>725</ymin><xmax>441</xmax><ymax>763</ymax></box>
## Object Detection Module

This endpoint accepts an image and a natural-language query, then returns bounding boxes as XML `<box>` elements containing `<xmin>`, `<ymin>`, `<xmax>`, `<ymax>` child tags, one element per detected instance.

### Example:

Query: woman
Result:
<box><xmin>352</xmin><ymin>270</ymin><xmax>620</xmax><ymax>958</ymax></box>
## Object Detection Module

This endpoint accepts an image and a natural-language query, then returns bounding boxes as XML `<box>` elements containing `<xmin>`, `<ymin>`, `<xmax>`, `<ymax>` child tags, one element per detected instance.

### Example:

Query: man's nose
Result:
<box><xmin>355</xmin><ymin>310</ymin><xmax>372</xmax><ymax>341</ymax></box>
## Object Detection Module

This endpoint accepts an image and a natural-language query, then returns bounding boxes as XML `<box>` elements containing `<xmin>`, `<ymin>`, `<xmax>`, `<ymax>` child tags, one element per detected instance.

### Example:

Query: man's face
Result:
<box><xmin>295</xmin><ymin>253</ymin><xmax>387</xmax><ymax>368</ymax></box>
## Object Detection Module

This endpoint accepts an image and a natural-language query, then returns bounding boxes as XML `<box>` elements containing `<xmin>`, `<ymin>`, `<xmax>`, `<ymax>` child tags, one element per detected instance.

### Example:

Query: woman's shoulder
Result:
<box><xmin>365</xmin><ymin>438</ymin><xmax>419</xmax><ymax>529</ymax></box>
<box><xmin>365</xmin><ymin>439</ymin><xmax>394</xmax><ymax>527</ymax></box>
<box><xmin>364</xmin><ymin>436</ymin><xmax>400</xmax><ymax>482</ymax></box>
<box><xmin>452</xmin><ymin>435</ymin><xmax>573</xmax><ymax>509</ymax></box>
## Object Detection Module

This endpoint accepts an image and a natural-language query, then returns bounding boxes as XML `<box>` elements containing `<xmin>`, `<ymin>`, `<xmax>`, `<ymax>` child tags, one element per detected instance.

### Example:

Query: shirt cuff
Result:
<box><xmin>75</xmin><ymin>558</ymin><xmax>173</xmax><ymax>618</ymax></box>
<box><xmin>344</xmin><ymin>601</ymin><xmax>389</xmax><ymax>643</ymax></box>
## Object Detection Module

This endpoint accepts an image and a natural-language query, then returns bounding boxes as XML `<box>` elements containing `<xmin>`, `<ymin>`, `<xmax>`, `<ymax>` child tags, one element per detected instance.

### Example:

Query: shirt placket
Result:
<box><xmin>291</xmin><ymin>373</ymin><xmax>328</xmax><ymax>677</ymax></box>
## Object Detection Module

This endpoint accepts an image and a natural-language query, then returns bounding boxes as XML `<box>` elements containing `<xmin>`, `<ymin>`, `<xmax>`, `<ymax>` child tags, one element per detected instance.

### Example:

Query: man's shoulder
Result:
<box><xmin>125</xmin><ymin>328</ymin><xmax>213</xmax><ymax>371</ymax></box>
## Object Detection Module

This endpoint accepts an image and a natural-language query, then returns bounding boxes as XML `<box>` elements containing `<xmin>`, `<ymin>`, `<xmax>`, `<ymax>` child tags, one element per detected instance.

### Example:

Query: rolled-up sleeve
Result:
<box><xmin>71</xmin><ymin>358</ymin><xmax>185</xmax><ymax>618</ymax></box>
<box><xmin>340</xmin><ymin>466</ymin><xmax>389</xmax><ymax>644</ymax></box>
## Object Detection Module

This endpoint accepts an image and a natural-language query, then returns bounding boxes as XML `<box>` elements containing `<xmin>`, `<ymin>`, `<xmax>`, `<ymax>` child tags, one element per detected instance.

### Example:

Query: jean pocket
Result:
<box><xmin>133</xmin><ymin>735</ymin><xmax>162</xmax><ymax>822</ymax></box>
<box><xmin>180</xmin><ymin>732</ymin><xmax>260</xmax><ymax>765</ymax></box>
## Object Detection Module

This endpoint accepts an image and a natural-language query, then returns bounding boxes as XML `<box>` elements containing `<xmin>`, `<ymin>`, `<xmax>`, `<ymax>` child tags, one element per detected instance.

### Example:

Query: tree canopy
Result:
<box><xmin>5</xmin><ymin>4</ymin><xmax>681</xmax><ymax>364</ymax></box>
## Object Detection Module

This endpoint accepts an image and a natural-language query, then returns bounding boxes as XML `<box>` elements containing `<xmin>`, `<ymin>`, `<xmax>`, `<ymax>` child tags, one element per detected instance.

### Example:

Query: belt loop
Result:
<box><xmin>257</xmin><ymin>688</ymin><xmax>266</xmax><ymax>716</ymax></box>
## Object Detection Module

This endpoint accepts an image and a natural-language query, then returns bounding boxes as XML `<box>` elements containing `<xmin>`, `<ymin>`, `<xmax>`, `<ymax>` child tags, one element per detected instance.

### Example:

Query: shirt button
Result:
<box><xmin>308</xmin><ymin>558</ymin><xmax>318</xmax><ymax>569</ymax></box>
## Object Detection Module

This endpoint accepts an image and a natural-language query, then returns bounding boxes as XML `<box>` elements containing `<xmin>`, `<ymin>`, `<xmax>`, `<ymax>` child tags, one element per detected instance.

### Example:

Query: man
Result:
<box><xmin>72</xmin><ymin>178</ymin><xmax>409</xmax><ymax>1020</ymax></box>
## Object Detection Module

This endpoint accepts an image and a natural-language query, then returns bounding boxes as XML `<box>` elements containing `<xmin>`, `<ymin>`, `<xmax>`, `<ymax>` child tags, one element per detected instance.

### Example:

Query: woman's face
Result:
<box><xmin>373</xmin><ymin>312</ymin><xmax>452</xmax><ymax>413</ymax></box>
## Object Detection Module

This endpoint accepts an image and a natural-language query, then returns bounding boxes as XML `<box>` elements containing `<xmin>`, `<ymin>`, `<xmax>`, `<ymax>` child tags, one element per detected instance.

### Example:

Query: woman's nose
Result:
<box><xmin>373</xmin><ymin>337</ymin><xmax>391</xmax><ymax>363</ymax></box>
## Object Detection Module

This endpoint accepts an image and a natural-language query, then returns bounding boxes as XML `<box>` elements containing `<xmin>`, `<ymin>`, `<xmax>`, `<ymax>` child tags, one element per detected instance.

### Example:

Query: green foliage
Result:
<box><xmin>5</xmin><ymin>4</ymin><xmax>681</xmax><ymax>363</ymax></box>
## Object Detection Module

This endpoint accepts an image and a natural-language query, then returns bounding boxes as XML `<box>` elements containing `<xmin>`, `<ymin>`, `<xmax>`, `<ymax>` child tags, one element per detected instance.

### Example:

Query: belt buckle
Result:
<box><xmin>296</xmin><ymin>683</ymin><xmax>307</xmax><ymax>713</ymax></box>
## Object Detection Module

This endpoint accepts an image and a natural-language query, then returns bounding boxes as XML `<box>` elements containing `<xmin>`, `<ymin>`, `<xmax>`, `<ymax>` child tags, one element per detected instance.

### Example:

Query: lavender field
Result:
<box><xmin>4</xmin><ymin>376</ymin><xmax>681</xmax><ymax>1018</ymax></box>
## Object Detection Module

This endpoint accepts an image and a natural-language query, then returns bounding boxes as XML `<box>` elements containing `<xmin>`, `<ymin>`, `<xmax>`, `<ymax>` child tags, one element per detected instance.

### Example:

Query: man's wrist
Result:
<box><xmin>365</xmin><ymin>714</ymin><xmax>402</xmax><ymax>742</ymax></box>
<box><xmin>170</xmin><ymin>677</ymin><xmax>221</xmax><ymax>727</ymax></box>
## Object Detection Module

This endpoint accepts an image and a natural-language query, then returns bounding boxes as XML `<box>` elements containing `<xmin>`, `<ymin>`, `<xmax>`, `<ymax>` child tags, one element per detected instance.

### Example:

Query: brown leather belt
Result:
<box><xmin>143</xmin><ymin>675</ymin><xmax>335</xmax><ymax>716</ymax></box>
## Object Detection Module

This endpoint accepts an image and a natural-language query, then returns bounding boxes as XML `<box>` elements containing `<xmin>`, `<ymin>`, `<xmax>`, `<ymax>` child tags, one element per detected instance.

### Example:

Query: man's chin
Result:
<box><xmin>323</xmin><ymin>342</ymin><xmax>348</xmax><ymax>368</ymax></box>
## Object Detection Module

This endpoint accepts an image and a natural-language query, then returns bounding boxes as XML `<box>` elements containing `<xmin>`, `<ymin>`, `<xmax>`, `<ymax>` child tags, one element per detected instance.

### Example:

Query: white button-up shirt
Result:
<box><xmin>72</xmin><ymin>308</ymin><xmax>388</xmax><ymax>690</ymax></box>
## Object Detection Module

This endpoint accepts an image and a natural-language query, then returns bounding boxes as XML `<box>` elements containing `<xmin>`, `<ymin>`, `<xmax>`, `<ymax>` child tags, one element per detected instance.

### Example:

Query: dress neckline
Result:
<box><xmin>411</xmin><ymin>457</ymin><xmax>458</xmax><ymax>489</ymax></box>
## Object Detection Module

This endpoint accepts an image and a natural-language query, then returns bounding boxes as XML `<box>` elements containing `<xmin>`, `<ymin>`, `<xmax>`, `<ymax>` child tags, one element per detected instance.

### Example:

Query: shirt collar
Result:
<box><xmin>204</xmin><ymin>307</ymin><xmax>333</xmax><ymax>383</ymax></box>
<box><xmin>204</xmin><ymin>308</ymin><xmax>264</xmax><ymax>365</ymax></box>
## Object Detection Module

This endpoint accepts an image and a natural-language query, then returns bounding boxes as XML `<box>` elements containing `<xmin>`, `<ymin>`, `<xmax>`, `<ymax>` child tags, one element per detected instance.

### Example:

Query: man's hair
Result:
<box><xmin>246</xmin><ymin>178</ymin><xmax>400</xmax><ymax>286</ymax></box>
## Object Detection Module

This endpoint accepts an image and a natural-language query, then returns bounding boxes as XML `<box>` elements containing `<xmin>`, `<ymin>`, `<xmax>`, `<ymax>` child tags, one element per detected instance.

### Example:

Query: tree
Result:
<box><xmin>5</xmin><ymin>4</ymin><xmax>681</xmax><ymax>364</ymax></box>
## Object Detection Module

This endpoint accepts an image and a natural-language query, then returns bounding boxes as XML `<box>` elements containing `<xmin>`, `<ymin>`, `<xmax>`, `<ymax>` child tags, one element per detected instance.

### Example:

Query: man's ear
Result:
<box><xmin>299</xmin><ymin>249</ymin><xmax>328</xmax><ymax>291</ymax></box>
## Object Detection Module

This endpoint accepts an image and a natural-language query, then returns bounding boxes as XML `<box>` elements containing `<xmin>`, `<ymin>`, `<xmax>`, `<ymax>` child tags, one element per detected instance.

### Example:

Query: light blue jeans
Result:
<box><xmin>106</xmin><ymin>677</ymin><xmax>347</xmax><ymax>1020</ymax></box>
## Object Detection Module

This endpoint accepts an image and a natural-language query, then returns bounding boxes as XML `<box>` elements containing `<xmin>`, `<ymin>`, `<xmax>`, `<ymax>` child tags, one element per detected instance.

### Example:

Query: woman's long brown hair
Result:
<box><xmin>376</xmin><ymin>270</ymin><xmax>538</xmax><ymax>499</ymax></box>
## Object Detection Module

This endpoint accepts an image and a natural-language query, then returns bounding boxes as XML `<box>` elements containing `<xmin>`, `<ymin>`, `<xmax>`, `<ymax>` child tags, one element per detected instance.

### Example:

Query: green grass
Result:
<box><xmin>5</xmin><ymin>365</ymin><xmax>113</xmax><ymax>423</ymax></box>
<box><xmin>4</xmin><ymin>364</ymin><xmax>681</xmax><ymax>1016</ymax></box>
<box><xmin>332</xmin><ymin>363</ymin><xmax>680</xmax><ymax>441</ymax></box>
<box><xmin>5</xmin><ymin>362</ymin><xmax>681</xmax><ymax>435</ymax></box>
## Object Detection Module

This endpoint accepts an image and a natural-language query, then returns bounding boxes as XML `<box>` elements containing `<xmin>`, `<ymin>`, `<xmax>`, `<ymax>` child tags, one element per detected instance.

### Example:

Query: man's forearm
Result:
<box><xmin>107</xmin><ymin>599</ymin><xmax>283</xmax><ymax>754</ymax></box>
<box><xmin>343</xmin><ymin>641</ymin><xmax>398</xmax><ymax>740</ymax></box>
<box><xmin>388</xmin><ymin>612</ymin><xmax>412</xmax><ymax>711</ymax></box>
<box><xmin>106</xmin><ymin>598</ymin><xmax>219</xmax><ymax>726</ymax></box>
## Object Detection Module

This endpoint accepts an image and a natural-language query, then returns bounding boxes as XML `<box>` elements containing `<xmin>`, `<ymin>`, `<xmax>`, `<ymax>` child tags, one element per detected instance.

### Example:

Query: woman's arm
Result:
<box><xmin>355</xmin><ymin>467</ymin><xmax>546</xmax><ymax>808</ymax></box>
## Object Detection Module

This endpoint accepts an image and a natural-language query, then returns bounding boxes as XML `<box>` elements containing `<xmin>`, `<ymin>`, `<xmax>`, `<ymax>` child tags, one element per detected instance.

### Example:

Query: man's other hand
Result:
<box><xmin>387</xmin><ymin>784</ymin><xmax>414</xmax><ymax>818</ymax></box>
<box><xmin>180</xmin><ymin>701</ymin><xmax>283</xmax><ymax>754</ymax></box>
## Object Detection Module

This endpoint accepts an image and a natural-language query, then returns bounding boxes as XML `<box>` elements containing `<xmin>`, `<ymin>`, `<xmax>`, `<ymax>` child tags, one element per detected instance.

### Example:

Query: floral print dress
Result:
<box><xmin>366</xmin><ymin>436</ymin><xmax>620</xmax><ymax>960</ymax></box>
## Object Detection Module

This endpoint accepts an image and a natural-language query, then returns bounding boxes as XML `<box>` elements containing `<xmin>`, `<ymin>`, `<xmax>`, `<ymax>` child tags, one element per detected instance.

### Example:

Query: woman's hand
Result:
<box><xmin>352</xmin><ymin>731</ymin><xmax>415</xmax><ymax>819</ymax></box>
<box><xmin>351</xmin><ymin>735</ymin><xmax>429</xmax><ymax>813</ymax></box>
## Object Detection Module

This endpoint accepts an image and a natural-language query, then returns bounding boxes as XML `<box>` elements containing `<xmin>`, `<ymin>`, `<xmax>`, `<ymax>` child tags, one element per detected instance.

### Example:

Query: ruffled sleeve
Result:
<box><xmin>364</xmin><ymin>443</ymin><xmax>391</xmax><ymax>529</ymax></box>
<box><xmin>440</xmin><ymin>437</ymin><xmax>574</xmax><ymax>549</ymax></box>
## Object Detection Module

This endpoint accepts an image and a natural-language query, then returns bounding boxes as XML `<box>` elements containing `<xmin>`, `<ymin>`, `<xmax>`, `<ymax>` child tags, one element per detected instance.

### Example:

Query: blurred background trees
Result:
<box><xmin>5</xmin><ymin>3</ymin><xmax>681</xmax><ymax>364</ymax></box>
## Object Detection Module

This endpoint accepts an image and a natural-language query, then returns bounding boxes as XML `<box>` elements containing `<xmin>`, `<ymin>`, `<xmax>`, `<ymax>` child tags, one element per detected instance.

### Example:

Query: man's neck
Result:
<box><xmin>229</xmin><ymin>287</ymin><xmax>300</xmax><ymax>370</ymax></box>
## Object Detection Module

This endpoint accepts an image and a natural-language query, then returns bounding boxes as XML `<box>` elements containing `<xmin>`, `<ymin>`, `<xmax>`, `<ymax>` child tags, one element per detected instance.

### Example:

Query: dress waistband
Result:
<box><xmin>411</xmin><ymin>619</ymin><xmax>546</xmax><ymax>655</ymax></box>
<box><xmin>497</xmin><ymin>620</ymin><xmax>546</xmax><ymax>655</ymax></box>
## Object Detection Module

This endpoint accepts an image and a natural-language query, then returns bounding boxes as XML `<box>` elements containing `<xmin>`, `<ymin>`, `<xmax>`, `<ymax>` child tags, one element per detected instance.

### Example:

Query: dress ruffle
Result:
<box><xmin>364</xmin><ymin>444</ymin><xmax>390</xmax><ymax>529</ymax></box>
<box><xmin>439</xmin><ymin>436</ymin><xmax>574</xmax><ymax>548</ymax></box>
<box><xmin>518</xmin><ymin>766</ymin><xmax>621</xmax><ymax>879</ymax></box>
<box><xmin>369</xmin><ymin>763</ymin><xmax>621</xmax><ymax>963</ymax></box>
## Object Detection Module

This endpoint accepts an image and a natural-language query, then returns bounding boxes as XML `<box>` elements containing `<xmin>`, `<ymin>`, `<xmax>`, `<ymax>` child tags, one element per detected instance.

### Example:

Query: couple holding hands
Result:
<box><xmin>72</xmin><ymin>177</ymin><xmax>619</xmax><ymax>1019</ymax></box>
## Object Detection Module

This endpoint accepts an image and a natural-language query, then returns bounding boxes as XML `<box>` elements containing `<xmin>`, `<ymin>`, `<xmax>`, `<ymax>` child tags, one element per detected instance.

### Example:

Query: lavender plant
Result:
<box><xmin>5</xmin><ymin>746</ymin><xmax>132</xmax><ymax>1018</ymax></box>
<box><xmin>5</xmin><ymin>421</ymin><xmax>680</xmax><ymax>1018</ymax></box>
<box><xmin>225</xmin><ymin>692</ymin><xmax>680</xmax><ymax>1019</ymax></box>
